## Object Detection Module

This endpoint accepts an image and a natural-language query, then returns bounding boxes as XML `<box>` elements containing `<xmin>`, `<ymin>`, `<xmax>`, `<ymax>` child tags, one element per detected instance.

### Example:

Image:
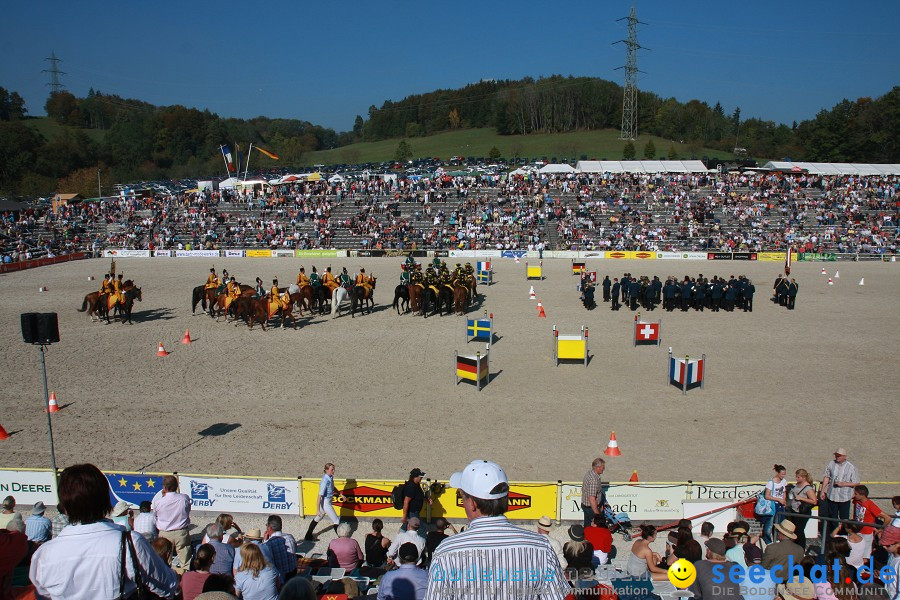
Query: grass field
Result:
<box><xmin>24</xmin><ymin>117</ymin><xmax>107</xmax><ymax>144</ymax></box>
<box><xmin>302</xmin><ymin>127</ymin><xmax>733</xmax><ymax>165</ymax></box>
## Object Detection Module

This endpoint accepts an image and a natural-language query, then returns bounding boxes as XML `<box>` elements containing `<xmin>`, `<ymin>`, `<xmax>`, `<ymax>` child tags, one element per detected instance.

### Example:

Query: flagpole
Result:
<box><xmin>243</xmin><ymin>143</ymin><xmax>253</xmax><ymax>182</ymax></box>
<box><xmin>219</xmin><ymin>146</ymin><xmax>231</xmax><ymax>180</ymax></box>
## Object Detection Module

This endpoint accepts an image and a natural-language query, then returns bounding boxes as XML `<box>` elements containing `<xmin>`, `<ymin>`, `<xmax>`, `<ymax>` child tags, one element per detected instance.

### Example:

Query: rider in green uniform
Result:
<box><xmin>309</xmin><ymin>266</ymin><xmax>321</xmax><ymax>288</ymax></box>
<box><xmin>432</xmin><ymin>257</ymin><xmax>442</xmax><ymax>270</ymax></box>
<box><xmin>405</xmin><ymin>255</ymin><xmax>416</xmax><ymax>271</ymax></box>
<box><xmin>338</xmin><ymin>268</ymin><xmax>352</xmax><ymax>290</ymax></box>
<box><xmin>400</xmin><ymin>264</ymin><xmax>411</xmax><ymax>285</ymax></box>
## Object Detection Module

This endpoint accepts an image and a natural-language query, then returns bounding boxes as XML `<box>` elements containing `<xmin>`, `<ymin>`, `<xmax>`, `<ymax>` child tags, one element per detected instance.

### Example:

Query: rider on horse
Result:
<box><xmin>205</xmin><ymin>268</ymin><xmax>219</xmax><ymax>291</ymax></box>
<box><xmin>355</xmin><ymin>268</ymin><xmax>373</xmax><ymax>294</ymax></box>
<box><xmin>453</xmin><ymin>263</ymin><xmax>465</xmax><ymax>283</ymax></box>
<box><xmin>296</xmin><ymin>267</ymin><xmax>310</xmax><ymax>288</ymax></box>
<box><xmin>100</xmin><ymin>273</ymin><xmax>113</xmax><ymax>296</ymax></box>
<box><xmin>338</xmin><ymin>268</ymin><xmax>352</xmax><ymax>291</ymax></box>
<box><xmin>309</xmin><ymin>267</ymin><xmax>322</xmax><ymax>289</ymax></box>
<box><xmin>464</xmin><ymin>262</ymin><xmax>474</xmax><ymax>278</ymax></box>
<box><xmin>112</xmin><ymin>274</ymin><xmax>125</xmax><ymax>304</ymax></box>
<box><xmin>410</xmin><ymin>265</ymin><xmax>425</xmax><ymax>287</ymax></box>
<box><xmin>216</xmin><ymin>269</ymin><xmax>230</xmax><ymax>295</ymax></box>
<box><xmin>269</xmin><ymin>278</ymin><xmax>290</xmax><ymax>317</ymax></box>
<box><xmin>322</xmin><ymin>267</ymin><xmax>339</xmax><ymax>293</ymax></box>
<box><xmin>254</xmin><ymin>277</ymin><xmax>266</xmax><ymax>299</ymax></box>
<box><xmin>400</xmin><ymin>264</ymin><xmax>411</xmax><ymax>285</ymax></box>
<box><xmin>405</xmin><ymin>255</ymin><xmax>416</xmax><ymax>271</ymax></box>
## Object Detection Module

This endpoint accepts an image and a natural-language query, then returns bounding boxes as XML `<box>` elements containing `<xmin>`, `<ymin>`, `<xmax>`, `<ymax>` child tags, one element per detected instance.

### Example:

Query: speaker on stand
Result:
<box><xmin>20</xmin><ymin>312</ymin><xmax>60</xmax><ymax>486</ymax></box>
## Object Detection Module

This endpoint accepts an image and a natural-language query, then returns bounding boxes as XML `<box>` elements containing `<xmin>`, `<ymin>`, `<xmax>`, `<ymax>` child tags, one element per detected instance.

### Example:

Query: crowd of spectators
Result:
<box><xmin>1</xmin><ymin>172</ymin><xmax>897</xmax><ymax>261</ymax></box>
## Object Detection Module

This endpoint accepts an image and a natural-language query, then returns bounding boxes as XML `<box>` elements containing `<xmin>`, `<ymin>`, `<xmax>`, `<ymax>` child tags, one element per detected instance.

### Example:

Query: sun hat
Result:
<box><xmin>774</xmin><ymin>520</ymin><xmax>798</xmax><ymax>540</ymax></box>
<box><xmin>538</xmin><ymin>516</ymin><xmax>553</xmax><ymax>529</ymax></box>
<box><xmin>568</xmin><ymin>524</ymin><xmax>585</xmax><ymax>542</ymax></box>
<box><xmin>243</xmin><ymin>528</ymin><xmax>263</xmax><ymax>541</ymax></box>
<box><xmin>32</xmin><ymin>501</ymin><xmax>46</xmax><ymax>516</ymax></box>
<box><xmin>834</xmin><ymin>448</ymin><xmax>848</xmax><ymax>456</ymax></box>
<box><xmin>880</xmin><ymin>525</ymin><xmax>900</xmax><ymax>546</ymax></box>
<box><xmin>449</xmin><ymin>460</ymin><xmax>508</xmax><ymax>500</ymax></box>
<box><xmin>111</xmin><ymin>501</ymin><xmax>130</xmax><ymax>517</ymax></box>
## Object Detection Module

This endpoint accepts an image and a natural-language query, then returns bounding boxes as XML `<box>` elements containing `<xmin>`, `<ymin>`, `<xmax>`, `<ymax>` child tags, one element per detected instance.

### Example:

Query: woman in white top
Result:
<box><xmin>760</xmin><ymin>464</ymin><xmax>787</xmax><ymax>544</ymax></box>
<box><xmin>788</xmin><ymin>468</ymin><xmax>817</xmax><ymax>549</ymax></box>
<box><xmin>625</xmin><ymin>525</ymin><xmax>670</xmax><ymax>581</ymax></box>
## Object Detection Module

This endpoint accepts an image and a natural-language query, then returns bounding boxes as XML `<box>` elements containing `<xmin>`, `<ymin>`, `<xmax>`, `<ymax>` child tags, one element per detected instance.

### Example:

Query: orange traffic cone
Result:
<box><xmin>604</xmin><ymin>431</ymin><xmax>622</xmax><ymax>456</ymax></box>
<box><xmin>157</xmin><ymin>342</ymin><xmax>168</xmax><ymax>357</ymax></box>
<box><xmin>46</xmin><ymin>391</ymin><xmax>59</xmax><ymax>413</ymax></box>
<box><xmin>181</xmin><ymin>330</ymin><xmax>192</xmax><ymax>345</ymax></box>
<box><xmin>0</xmin><ymin>424</ymin><xmax>9</xmax><ymax>440</ymax></box>
<box><xmin>629</xmin><ymin>470</ymin><xmax>639</xmax><ymax>484</ymax></box>
<box><xmin>537</xmin><ymin>300</ymin><xmax>546</xmax><ymax>318</ymax></box>
<box><xmin>529</xmin><ymin>286</ymin><xmax>536</xmax><ymax>300</ymax></box>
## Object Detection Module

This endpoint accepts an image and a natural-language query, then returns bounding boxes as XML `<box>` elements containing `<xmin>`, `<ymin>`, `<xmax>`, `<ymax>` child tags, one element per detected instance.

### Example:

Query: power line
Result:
<box><xmin>43</xmin><ymin>51</ymin><xmax>67</xmax><ymax>94</ymax></box>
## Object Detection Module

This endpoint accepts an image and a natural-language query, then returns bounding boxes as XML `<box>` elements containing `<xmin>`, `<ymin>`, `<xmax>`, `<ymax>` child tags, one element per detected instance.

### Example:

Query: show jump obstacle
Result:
<box><xmin>455</xmin><ymin>349</ymin><xmax>490</xmax><ymax>391</ymax></box>
<box><xmin>465</xmin><ymin>312</ymin><xmax>494</xmax><ymax>344</ymax></box>
<box><xmin>668</xmin><ymin>349</ymin><xmax>706</xmax><ymax>394</ymax></box>
<box><xmin>526</xmin><ymin>261</ymin><xmax>544</xmax><ymax>280</ymax></box>
<box><xmin>633</xmin><ymin>314</ymin><xmax>661</xmax><ymax>347</ymax></box>
<box><xmin>572</xmin><ymin>261</ymin><xmax>586</xmax><ymax>275</ymax></box>
<box><xmin>553</xmin><ymin>325</ymin><xmax>588</xmax><ymax>367</ymax></box>
<box><xmin>476</xmin><ymin>261</ymin><xmax>493</xmax><ymax>285</ymax></box>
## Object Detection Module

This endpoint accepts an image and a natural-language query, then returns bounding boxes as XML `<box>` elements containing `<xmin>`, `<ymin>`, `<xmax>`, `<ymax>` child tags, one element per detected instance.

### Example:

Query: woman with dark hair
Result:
<box><xmin>182</xmin><ymin>543</ymin><xmax>216</xmax><ymax>600</ymax></box>
<box><xmin>625</xmin><ymin>525</ymin><xmax>670</xmax><ymax>580</ymax></box>
<box><xmin>364</xmin><ymin>518</ymin><xmax>390</xmax><ymax>568</ymax></box>
<box><xmin>28</xmin><ymin>463</ymin><xmax>178</xmax><ymax>599</ymax></box>
<box><xmin>758</xmin><ymin>464</ymin><xmax>788</xmax><ymax>544</ymax></box>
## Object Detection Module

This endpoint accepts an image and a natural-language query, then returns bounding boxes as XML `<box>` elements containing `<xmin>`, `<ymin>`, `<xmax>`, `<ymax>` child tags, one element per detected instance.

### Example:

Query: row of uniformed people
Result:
<box><xmin>772</xmin><ymin>276</ymin><xmax>800</xmax><ymax>310</ymax></box>
<box><xmin>581</xmin><ymin>272</ymin><xmax>760</xmax><ymax>313</ymax></box>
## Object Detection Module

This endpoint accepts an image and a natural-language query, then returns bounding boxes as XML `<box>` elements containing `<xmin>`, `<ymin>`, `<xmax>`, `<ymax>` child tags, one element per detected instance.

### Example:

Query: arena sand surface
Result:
<box><xmin>1</xmin><ymin>258</ymin><xmax>898</xmax><ymax>486</ymax></box>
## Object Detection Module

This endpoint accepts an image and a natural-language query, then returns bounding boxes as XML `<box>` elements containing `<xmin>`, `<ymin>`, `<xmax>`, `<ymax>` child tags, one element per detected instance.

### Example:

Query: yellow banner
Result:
<box><xmin>757</xmin><ymin>252</ymin><xmax>786</xmax><ymax>262</ymax></box>
<box><xmin>246</xmin><ymin>249</ymin><xmax>272</xmax><ymax>258</ymax></box>
<box><xmin>301</xmin><ymin>479</ymin><xmax>557</xmax><ymax>520</ymax></box>
<box><xmin>604</xmin><ymin>251</ymin><xmax>656</xmax><ymax>260</ymax></box>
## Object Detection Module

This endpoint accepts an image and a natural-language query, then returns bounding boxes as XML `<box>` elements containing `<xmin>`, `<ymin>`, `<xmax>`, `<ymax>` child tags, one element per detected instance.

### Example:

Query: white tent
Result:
<box><xmin>574</xmin><ymin>161</ymin><xmax>603</xmax><ymax>173</ymax></box>
<box><xmin>218</xmin><ymin>177</ymin><xmax>241</xmax><ymax>189</ymax></box>
<box><xmin>538</xmin><ymin>163</ymin><xmax>575</xmax><ymax>174</ymax></box>
<box><xmin>762</xmin><ymin>161</ymin><xmax>900</xmax><ymax>176</ymax></box>
<box><xmin>328</xmin><ymin>174</ymin><xmax>345</xmax><ymax>183</ymax></box>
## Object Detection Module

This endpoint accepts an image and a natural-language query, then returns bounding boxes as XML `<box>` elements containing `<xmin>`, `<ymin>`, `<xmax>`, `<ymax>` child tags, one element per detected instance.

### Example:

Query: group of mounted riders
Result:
<box><xmin>78</xmin><ymin>273</ymin><xmax>143</xmax><ymax>324</ymax></box>
<box><xmin>394</xmin><ymin>256</ymin><xmax>479</xmax><ymax>317</ymax></box>
<box><xmin>193</xmin><ymin>264</ymin><xmax>377</xmax><ymax>329</ymax></box>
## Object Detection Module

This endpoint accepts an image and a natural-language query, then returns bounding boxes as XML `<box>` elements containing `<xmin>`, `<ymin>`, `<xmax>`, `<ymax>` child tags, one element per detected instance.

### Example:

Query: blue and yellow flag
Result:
<box><xmin>466</xmin><ymin>318</ymin><xmax>491</xmax><ymax>340</ymax></box>
<box><xmin>105</xmin><ymin>472</ymin><xmax>166</xmax><ymax>507</ymax></box>
<box><xmin>477</xmin><ymin>269</ymin><xmax>490</xmax><ymax>283</ymax></box>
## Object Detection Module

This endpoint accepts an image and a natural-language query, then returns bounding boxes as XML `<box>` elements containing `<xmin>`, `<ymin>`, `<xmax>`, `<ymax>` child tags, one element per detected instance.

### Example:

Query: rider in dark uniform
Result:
<box><xmin>309</xmin><ymin>266</ymin><xmax>321</xmax><ymax>288</ymax></box>
<box><xmin>400</xmin><ymin>264</ymin><xmax>411</xmax><ymax>285</ymax></box>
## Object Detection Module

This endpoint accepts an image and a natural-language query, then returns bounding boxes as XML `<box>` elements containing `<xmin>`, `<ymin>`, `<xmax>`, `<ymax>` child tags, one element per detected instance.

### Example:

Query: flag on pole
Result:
<box><xmin>785</xmin><ymin>247</ymin><xmax>792</xmax><ymax>275</ymax></box>
<box><xmin>221</xmin><ymin>145</ymin><xmax>235</xmax><ymax>172</ymax></box>
<box><xmin>255</xmin><ymin>146</ymin><xmax>279</xmax><ymax>160</ymax></box>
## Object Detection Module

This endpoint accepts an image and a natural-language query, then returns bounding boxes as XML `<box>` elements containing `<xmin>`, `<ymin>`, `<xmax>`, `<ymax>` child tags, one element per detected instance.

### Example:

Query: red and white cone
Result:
<box><xmin>537</xmin><ymin>300</ymin><xmax>546</xmax><ymax>318</ymax></box>
<box><xmin>529</xmin><ymin>286</ymin><xmax>536</xmax><ymax>300</ymax></box>
<box><xmin>181</xmin><ymin>330</ymin><xmax>192</xmax><ymax>344</ymax></box>
<box><xmin>46</xmin><ymin>392</ymin><xmax>59</xmax><ymax>413</ymax></box>
<box><xmin>0</xmin><ymin>424</ymin><xmax>9</xmax><ymax>440</ymax></box>
<box><xmin>821</xmin><ymin>268</ymin><xmax>826</xmax><ymax>274</ymax></box>
<box><xmin>827</xmin><ymin>278</ymin><xmax>834</xmax><ymax>286</ymax></box>
<box><xmin>157</xmin><ymin>342</ymin><xmax>169</xmax><ymax>356</ymax></box>
<box><xmin>604</xmin><ymin>431</ymin><xmax>622</xmax><ymax>456</ymax></box>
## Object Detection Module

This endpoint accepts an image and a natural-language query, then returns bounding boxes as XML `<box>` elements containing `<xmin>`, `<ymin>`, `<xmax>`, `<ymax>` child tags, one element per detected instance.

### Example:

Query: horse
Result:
<box><xmin>191</xmin><ymin>285</ymin><xmax>209</xmax><ymax>314</ymax></box>
<box><xmin>331</xmin><ymin>286</ymin><xmax>350</xmax><ymax>319</ymax></box>
<box><xmin>408</xmin><ymin>284</ymin><xmax>423</xmax><ymax>313</ymax></box>
<box><xmin>350</xmin><ymin>276</ymin><xmax>377</xmax><ymax>318</ymax></box>
<box><xmin>313</xmin><ymin>285</ymin><xmax>333</xmax><ymax>314</ymax></box>
<box><xmin>78</xmin><ymin>291</ymin><xmax>106</xmax><ymax>322</ymax></box>
<box><xmin>421</xmin><ymin>284</ymin><xmax>453</xmax><ymax>317</ymax></box>
<box><xmin>115</xmin><ymin>287</ymin><xmax>142</xmax><ymax>324</ymax></box>
<box><xmin>234</xmin><ymin>297</ymin><xmax>268</xmax><ymax>331</ymax></box>
<box><xmin>392</xmin><ymin>284</ymin><xmax>410</xmax><ymax>315</ymax></box>
<box><xmin>452</xmin><ymin>283</ymin><xmax>469</xmax><ymax>315</ymax></box>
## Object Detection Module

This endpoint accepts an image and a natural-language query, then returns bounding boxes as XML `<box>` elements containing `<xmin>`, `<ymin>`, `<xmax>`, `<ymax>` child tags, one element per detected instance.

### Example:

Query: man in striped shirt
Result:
<box><xmin>820</xmin><ymin>448</ymin><xmax>860</xmax><ymax>536</ymax></box>
<box><xmin>425</xmin><ymin>460</ymin><xmax>568</xmax><ymax>600</ymax></box>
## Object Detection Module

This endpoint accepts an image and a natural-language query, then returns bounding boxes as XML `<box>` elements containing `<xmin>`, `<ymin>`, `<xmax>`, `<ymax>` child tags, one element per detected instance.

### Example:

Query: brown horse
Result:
<box><xmin>408</xmin><ymin>284</ymin><xmax>423</xmax><ymax>313</ymax></box>
<box><xmin>237</xmin><ymin>295</ymin><xmax>296</xmax><ymax>330</ymax></box>
<box><xmin>453</xmin><ymin>284</ymin><xmax>469</xmax><ymax>315</ymax></box>
<box><xmin>78</xmin><ymin>291</ymin><xmax>105</xmax><ymax>321</ymax></box>
<box><xmin>350</xmin><ymin>276</ymin><xmax>377</xmax><ymax>318</ymax></box>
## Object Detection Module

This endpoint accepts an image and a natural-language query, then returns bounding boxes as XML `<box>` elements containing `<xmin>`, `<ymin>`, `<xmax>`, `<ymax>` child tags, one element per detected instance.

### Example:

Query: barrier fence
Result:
<box><xmin>96</xmin><ymin>249</ymin><xmax>900</xmax><ymax>262</ymax></box>
<box><xmin>4</xmin><ymin>468</ymin><xmax>896</xmax><ymax>523</ymax></box>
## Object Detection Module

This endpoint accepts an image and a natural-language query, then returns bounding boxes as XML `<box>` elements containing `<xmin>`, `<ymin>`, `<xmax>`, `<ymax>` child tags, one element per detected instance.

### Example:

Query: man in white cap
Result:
<box><xmin>820</xmin><ymin>447</ymin><xmax>859</xmax><ymax>536</ymax></box>
<box><xmin>425</xmin><ymin>460</ymin><xmax>568</xmax><ymax>600</ymax></box>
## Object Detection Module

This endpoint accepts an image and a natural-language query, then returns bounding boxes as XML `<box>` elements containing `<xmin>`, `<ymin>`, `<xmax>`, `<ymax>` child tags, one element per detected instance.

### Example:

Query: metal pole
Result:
<box><xmin>475</xmin><ymin>351</ymin><xmax>482</xmax><ymax>391</ymax></box>
<box><xmin>97</xmin><ymin>168</ymin><xmax>101</xmax><ymax>199</ymax></box>
<box><xmin>584</xmin><ymin>326</ymin><xmax>589</xmax><ymax>367</ymax></box>
<box><xmin>243</xmin><ymin>143</ymin><xmax>252</xmax><ymax>182</ymax></box>
<box><xmin>40</xmin><ymin>345</ymin><xmax>59</xmax><ymax>487</ymax></box>
<box><xmin>683</xmin><ymin>355</ymin><xmax>689</xmax><ymax>395</ymax></box>
<box><xmin>701</xmin><ymin>353</ymin><xmax>706</xmax><ymax>389</ymax></box>
<box><xmin>667</xmin><ymin>348</ymin><xmax>672</xmax><ymax>386</ymax></box>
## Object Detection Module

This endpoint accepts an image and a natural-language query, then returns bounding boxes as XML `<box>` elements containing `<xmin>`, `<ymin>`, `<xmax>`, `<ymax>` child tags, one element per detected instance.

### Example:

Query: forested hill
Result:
<box><xmin>358</xmin><ymin>76</ymin><xmax>899</xmax><ymax>163</ymax></box>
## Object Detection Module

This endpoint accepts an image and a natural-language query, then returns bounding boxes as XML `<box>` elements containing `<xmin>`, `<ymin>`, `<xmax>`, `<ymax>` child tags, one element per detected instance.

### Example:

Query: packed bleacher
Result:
<box><xmin>1</xmin><ymin>172</ymin><xmax>897</xmax><ymax>261</ymax></box>
<box><xmin>2</xmin><ymin>458</ymin><xmax>898</xmax><ymax>600</ymax></box>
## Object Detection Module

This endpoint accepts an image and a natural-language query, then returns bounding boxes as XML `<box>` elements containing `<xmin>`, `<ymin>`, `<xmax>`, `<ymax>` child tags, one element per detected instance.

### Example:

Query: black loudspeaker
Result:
<box><xmin>21</xmin><ymin>312</ymin><xmax>60</xmax><ymax>345</ymax></box>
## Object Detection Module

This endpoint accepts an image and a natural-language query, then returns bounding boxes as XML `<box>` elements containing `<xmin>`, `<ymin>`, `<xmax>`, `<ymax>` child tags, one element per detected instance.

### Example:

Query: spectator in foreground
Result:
<box><xmin>182</xmin><ymin>543</ymin><xmax>216</xmax><ymax>600</ymax></box>
<box><xmin>387</xmin><ymin>517</ymin><xmax>425</xmax><ymax>566</ymax></box>
<box><xmin>234</xmin><ymin>543</ymin><xmax>281</xmax><ymax>600</ymax></box>
<box><xmin>0</xmin><ymin>496</ymin><xmax>21</xmax><ymax>529</ymax></box>
<box><xmin>133</xmin><ymin>500</ymin><xmax>158</xmax><ymax>541</ymax></box>
<box><xmin>206</xmin><ymin>523</ymin><xmax>236</xmax><ymax>575</ymax></box>
<box><xmin>327</xmin><ymin>522</ymin><xmax>364</xmax><ymax>571</ymax></box>
<box><xmin>262</xmin><ymin>515</ymin><xmax>296</xmax><ymax>583</ymax></box>
<box><xmin>424</xmin><ymin>459</ymin><xmax>568</xmax><ymax>600</ymax></box>
<box><xmin>276</xmin><ymin>576</ymin><xmax>316</xmax><ymax>600</ymax></box>
<box><xmin>364</xmin><ymin>518</ymin><xmax>391</xmax><ymax>568</ymax></box>
<box><xmin>50</xmin><ymin>502</ymin><xmax>68</xmax><ymax>539</ymax></box>
<box><xmin>154</xmin><ymin>474</ymin><xmax>193</xmax><ymax>569</ymax></box>
<box><xmin>377</xmin><ymin>542</ymin><xmax>428</xmax><ymax>600</ymax></box>
<box><xmin>25</xmin><ymin>502</ymin><xmax>51</xmax><ymax>543</ymax></box>
<box><xmin>688</xmin><ymin>538</ymin><xmax>743</xmax><ymax>600</ymax></box>
<box><xmin>879</xmin><ymin>526</ymin><xmax>900</xmax><ymax>600</ymax></box>
<box><xmin>536</xmin><ymin>516</ymin><xmax>564</xmax><ymax>567</ymax></box>
<box><xmin>28</xmin><ymin>463</ymin><xmax>177</xmax><ymax>599</ymax></box>
<box><xmin>761</xmin><ymin>520</ymin><xmax>804</xmax><ymax>581</ymax></box>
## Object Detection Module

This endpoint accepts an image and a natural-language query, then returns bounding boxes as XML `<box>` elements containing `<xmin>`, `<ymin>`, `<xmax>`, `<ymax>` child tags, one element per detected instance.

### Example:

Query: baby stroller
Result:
<box><xmin>603</xmin><ymin>505</ymin><xmax>633</xmax><ymax>541</ymax></box>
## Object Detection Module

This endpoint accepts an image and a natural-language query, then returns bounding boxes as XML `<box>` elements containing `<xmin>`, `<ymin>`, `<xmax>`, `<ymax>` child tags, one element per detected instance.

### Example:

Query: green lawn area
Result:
<box><xmin>25</xmin><ymin>117</ymin><xmax>107</xmax><ymax>143</ymax></box>
<box><xmin>303</xmin><ymin>128</ymin><xmax>733</xmax><ymax>165</ymax></box>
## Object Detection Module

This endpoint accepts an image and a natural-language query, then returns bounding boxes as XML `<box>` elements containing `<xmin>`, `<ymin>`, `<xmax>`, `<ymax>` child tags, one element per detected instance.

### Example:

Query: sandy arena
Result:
<box><xmin>1</xmin><ymin>258</ymin><xmax>898</xmax><ymax>486</ymax></box>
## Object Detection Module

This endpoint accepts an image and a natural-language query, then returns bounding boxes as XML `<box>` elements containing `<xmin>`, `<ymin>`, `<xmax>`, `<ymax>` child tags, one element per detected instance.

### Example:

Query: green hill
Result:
<box><xmin>302</xmin><ymin>128</ymin><xmax>732</xmax><ymax>165</ymax></box>
<box><xmin>24</xmin><ymin>117</ymin><xmax>107</xmax><ymax>143</ymax></box>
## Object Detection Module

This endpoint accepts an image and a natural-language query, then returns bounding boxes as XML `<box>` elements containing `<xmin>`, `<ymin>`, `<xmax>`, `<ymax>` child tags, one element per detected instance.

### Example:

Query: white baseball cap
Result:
<box><xmin>449</xmin><ymin>460</ymin><xmax>509</xmax><ymax>500</ymax></box>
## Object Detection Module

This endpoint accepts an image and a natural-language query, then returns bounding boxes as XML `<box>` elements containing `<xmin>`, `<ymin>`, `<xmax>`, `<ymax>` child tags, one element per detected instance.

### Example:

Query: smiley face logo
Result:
<box><xmin>668</xmin><ymin>558</ymin><xmax>696</xmax><ymax>588</ymax></box>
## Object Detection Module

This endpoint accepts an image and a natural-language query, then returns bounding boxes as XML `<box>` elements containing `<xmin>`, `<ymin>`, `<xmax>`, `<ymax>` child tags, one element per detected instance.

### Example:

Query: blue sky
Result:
<box><xmin>2</xmin><ymin>1</ymin><xmax>897</xmax><ymax>132</ymax></box>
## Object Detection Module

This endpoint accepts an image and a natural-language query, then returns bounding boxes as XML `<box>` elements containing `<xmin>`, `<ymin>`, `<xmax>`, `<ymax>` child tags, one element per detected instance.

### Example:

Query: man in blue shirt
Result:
<box><xmin>378</xmin><ymin>543</ymin><xmax>428</xmax><ymax>600</ymax></box>
<box><xmin>25</xmin><ymin>502</ymin><xmax>52</xmax><ymax>543</ymax></box>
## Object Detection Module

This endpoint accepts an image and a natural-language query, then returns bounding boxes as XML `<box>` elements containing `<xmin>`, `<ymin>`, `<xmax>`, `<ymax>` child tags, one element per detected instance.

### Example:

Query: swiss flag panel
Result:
<box><xmin>635</xmin><ymin>322</ymin><xmax>659</xmax><ymax>341</ymax></box>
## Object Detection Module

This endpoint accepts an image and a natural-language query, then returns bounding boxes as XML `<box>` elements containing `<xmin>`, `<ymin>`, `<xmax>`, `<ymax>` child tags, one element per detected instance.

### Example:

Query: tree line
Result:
<box><xmin>360</xmin><ymin>76</ymin><xmax>898</xmax><ymax>163</ymax></box>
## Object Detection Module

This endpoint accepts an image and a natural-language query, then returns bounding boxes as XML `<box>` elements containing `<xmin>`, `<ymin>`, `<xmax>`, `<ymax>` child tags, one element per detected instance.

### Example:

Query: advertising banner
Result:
<box><xmin>272</xmin><ymin>249</ymin><xmax>295</xmax><ymax>257</ymax></box>
<box><xmin>579</xmin><ymin>251</ymin><xmax>606</xmax><ymax>259</ymax></box>
<box><xmin>175</xmin><ymin>250</ymin><xmax>220</xmax><ymax>258</ymax></box>
<box><xmin>448</xmin><ymin>250</ymin><xmax>476</xmax><ymax>258</ymax></box>
<box><xmin>0</xmin><ymin>253</ymin><xmax>87</xmax><ymax>274</ymax></box>
<box><xmin>656</xmin><ymin>252</ymin><xmax>684</xmax><ymax>260</ymax></box>
<box><xmin>475</xmin><ymin>250</ymin><xmax>503</xmax><ymax>258</ymax></box>
<box><xmin>500</xmin><ymin>251</ymin><xmax>526</xmax><ymax>259</ymax></box>
<box><xmin>180</xmin><ymin>475</ymin><xmax>300</xmax><ymax>514</ymax></box>
<box><xmin>302</xmin><ymin>480</ymin><xmax>556</xmax><ymax>520</ymax></box>
<box><xmin>732</xmin><ymin>252</ymin><xmax>757</xmax><ymax>261</ymax></box>
<box><xmin>433</xmin><ymin>250</ymin><xmax>449</xmax><ymax>258</ymax></box>
<box><xmin>604</xmin><ymin>251</ymin><xmax>656</xmax><ymax>260</ymax></box>
<box><xmin>707</xmin><ymin>252</ymin><xmax>733</xmax><ymax>260</ymax></box>
<box><xmin>554</xmin><ymin>250</ymin><xmax>580</xmax><ymax>259</ymax></box>
<box><xmin>103</xmin><ymin>249</ymin><xmax>151</xmax><ymax>258</ymax></box>
<box><xmin>798</xmin><ymin>253</ymin><xmax>837</xmax><ymax>262</ymax></box>
<box><xmin>0</xmin><ymin>469</ymin><xmax>58</xmax><ymax>505</ymax></box>
<box><xmin>681</xmin><ymin>252</ymin><xmax>708</xmax><ymax>260</ymax></box>
<box><xmin>560</xmin><ymin>484</ymin><xmax>687</xmax><ymax>521</ymax></box>
<box><xmin>224</xmin><ymin>250</ymin><xmax>245</xmax><ymax>258</ymax></box>
<box><xmin>153</xmin><ymin>250</ymin><xmax>173</xmax><ymax>257</ymax></box>
<box><xmin>757</xmin><ymin>252</ymin><xmax>786</xmax><ymax>262</ymax></box>
<box><xmin>105</xmin><ymin>471</ymin><xmax>170</xmax><ymax>508</ymax></box>
<box><xmin>295</xmin><ymin>250</ymin><xmax>339</xmax><ymax>257</ymax></box>
<box><xmin>245</xmin><ymin>249</ymin><xmax>272</xmax><ymax>258</ymax></box>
